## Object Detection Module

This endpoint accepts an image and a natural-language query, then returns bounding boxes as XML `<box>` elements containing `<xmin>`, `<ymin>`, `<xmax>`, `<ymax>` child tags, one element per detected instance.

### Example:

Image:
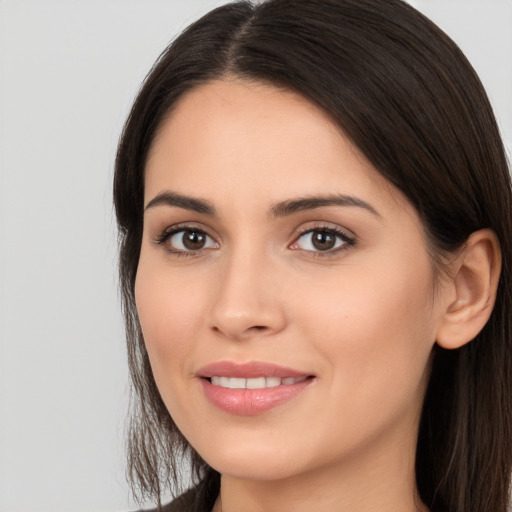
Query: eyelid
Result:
<box><xmin>288</xmin><ymin>223</ymin><xmax>357</xmax><ymax>254</ymax></box>
<box><xmin>152</xmin><ymin>221</ymin><xmax>356</xmax><ymax>257</ymax></box>
<box><xmin>153</xmin><ymin>222</ymin><xmax>219</xmax><ymax>254</ymax></box>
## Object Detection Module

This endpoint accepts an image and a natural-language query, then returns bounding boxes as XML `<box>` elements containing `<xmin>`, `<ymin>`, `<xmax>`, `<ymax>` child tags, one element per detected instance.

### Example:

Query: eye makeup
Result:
<box><xmin>152</xmin><ymin>220</ymin><xmax>357</xmax><ymax>260</ymax></box>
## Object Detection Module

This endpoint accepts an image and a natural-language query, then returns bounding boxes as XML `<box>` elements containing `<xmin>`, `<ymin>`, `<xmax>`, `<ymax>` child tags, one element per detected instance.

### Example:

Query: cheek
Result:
<box><xmin>134</xmin><ymin>261</ymin><xmax>215</xmax><ymax>441</ymax></box>
<box><xmin>134</xmin><ymin>260</ymin><xmax>206</xmax><ymax>383</ymax></box>
<box><xmin>297</xmin><ymin>256</ymin><xmax>437</xmax><ymax>419</ymax></box>
<box><xmin>301</xmin><ymin>253</ymin><xmax>435</xmax><ymax>342</ymax></box>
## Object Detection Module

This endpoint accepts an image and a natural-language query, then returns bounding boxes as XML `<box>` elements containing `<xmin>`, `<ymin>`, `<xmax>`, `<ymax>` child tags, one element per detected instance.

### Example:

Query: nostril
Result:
<box><xmin>248</xmin><ymin>325</ymin><xmax>269</xmax><ymax>332</ymax></box>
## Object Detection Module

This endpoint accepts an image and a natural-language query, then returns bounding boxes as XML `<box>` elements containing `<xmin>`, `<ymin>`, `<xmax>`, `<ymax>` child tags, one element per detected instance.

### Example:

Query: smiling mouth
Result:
<box><xmin>197</xmin><ymin>361</ymin><xmax>315</xmax><ymax>414</ymax></box>
<box><xmin>208</xmin><ymin>375</ymin><xmax>310</xmax><ymax>389</ymax></box>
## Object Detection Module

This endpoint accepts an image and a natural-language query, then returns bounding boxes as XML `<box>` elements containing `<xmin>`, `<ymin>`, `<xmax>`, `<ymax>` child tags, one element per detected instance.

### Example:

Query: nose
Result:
<box><xmin>208</xmin><ymin>248</ymin><xmax>287</xmax><ymax>341</ymax></box>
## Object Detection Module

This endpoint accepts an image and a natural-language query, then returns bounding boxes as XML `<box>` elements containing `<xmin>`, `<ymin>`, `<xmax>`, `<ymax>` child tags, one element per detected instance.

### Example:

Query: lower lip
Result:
<box><xmin>200</xmin><ymin>378</ymin><xmax>313</xmax><ymax>415</ymax></box>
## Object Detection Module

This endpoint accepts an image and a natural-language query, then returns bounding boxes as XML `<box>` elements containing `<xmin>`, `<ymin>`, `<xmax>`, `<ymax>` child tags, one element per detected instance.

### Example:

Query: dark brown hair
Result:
<box><xmin>114</xmin><ymin>1</ymin><xmax>512</xmax><ymax>511</ymax></box>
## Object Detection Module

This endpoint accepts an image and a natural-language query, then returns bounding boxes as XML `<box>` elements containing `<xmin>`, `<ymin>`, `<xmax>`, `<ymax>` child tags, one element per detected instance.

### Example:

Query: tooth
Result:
<box><xmin>266</xmin><ymin>377</ymin><xmax>281</xmax><ymax>387</ymax></box>
<box><xmin>246</xmin><ymin>377</ymin><xmax>266</xmax><ymax>389</ymax></box>
<box><xmin>229</xmin><ymin>377</ymin><xmax>246</xmax><ymax>389</ymax></box>
<box><xmin>211</xmin><ymin>376</ymin><xmax>305</xmax><ymax>389</ymax></box>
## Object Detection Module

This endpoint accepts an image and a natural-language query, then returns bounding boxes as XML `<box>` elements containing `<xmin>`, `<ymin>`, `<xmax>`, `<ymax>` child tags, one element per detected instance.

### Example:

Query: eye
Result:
<box><xmin>159</xmin><ymin>228</ymin><xmax>218</xmax><ymax>253</ymax></box>
<box><xmin>291</xmin><ymin>228</ymin><xmax>354</xmax><ymax>253</ymax></box>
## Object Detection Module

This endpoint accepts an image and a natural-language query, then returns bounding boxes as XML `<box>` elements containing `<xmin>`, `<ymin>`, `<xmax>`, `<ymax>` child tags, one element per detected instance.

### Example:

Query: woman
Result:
<box><xmin>114</xmin><ymin>0</ymin><xmax>512</xmax><ymax>511</ymax></box>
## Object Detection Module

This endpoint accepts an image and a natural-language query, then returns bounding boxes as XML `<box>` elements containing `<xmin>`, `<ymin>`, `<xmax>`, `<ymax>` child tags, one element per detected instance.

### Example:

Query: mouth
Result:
<box><xmin>197</xmin><ymin>360</ymin><xmax>313</xmax><ymax>379</ymax></box>
<box><xmin>197</xmin><ymin>361</ymin><xmax>315</xmax><ymax>415</ymax></box>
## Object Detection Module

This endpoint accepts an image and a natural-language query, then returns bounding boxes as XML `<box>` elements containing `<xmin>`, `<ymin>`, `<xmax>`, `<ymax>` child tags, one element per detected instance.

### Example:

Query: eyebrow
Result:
<box><xmin>270</xmin><ymin>194</ymin><xmax>380</xmax><ymax>218</ymax></box>
<box><xmin>144</xmin><ymin>191</ymin><xmax>380</xmax><ymax>218</ymax></box>
<box><xmin>145</xmin><ymin>191</ymin><xmax>216</xmax><ymax>215</ymax></box>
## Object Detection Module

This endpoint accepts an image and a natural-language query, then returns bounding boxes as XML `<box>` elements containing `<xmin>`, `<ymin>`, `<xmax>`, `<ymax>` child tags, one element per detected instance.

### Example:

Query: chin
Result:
<box><xmin>189</xmin><ymin>431</ymin><xmax>306</xmax><ymax>481</ymax></box>
<box><xmin>207</xmin><ymin>452</ymin><xmax>302</xmax><ymax>482</ymax></box>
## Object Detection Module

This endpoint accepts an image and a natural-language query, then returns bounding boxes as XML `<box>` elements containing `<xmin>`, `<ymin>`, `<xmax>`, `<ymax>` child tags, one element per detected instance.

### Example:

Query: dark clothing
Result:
<box><xmin>137</xmin><ymin>485</ymin><xmax>213</xmax><ymax>512</ymax></box>
<box><xmin>136</xmin><ymin>470</ymin><xmax>220</xmax><ymax>512</ymax></box>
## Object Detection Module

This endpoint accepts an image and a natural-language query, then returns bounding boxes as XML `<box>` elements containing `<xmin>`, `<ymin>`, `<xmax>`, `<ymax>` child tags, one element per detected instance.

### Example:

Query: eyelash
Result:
<box><xmin>154</xmin><ymin>224</ymin><xmax>217</xmax><ymax>258</ymax></box>
<box><xmin>290</xmin><ymin>225</ymin><xmax>356</xmax><ymax>257</ymax></box>
<box><xmin>154</xmin><ymin>223</ymin><xmax>356</xmax><ymax>258</ymax></box>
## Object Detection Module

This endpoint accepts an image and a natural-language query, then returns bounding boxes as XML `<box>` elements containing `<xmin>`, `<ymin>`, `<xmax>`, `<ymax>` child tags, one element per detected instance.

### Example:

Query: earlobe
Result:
<box><xmin>436</xmin><ymin>229</ymin><xmax>501</xmax><ymax>350</ymax></box>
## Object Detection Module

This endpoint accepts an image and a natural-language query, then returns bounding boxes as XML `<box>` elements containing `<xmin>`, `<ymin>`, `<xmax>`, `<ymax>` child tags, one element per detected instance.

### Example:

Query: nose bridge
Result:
<box><xmin>209</xmin><ymin>239</ymin><xmax>285</xmax><ymax>339</ymax></box>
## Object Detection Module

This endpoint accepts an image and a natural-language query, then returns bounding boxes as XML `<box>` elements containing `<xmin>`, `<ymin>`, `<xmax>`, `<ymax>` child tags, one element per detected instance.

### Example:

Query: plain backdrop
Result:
<box><xmin>0</xmin><ymin>1</ymin><xmax>510</xmax><ymax>511</ymax></box>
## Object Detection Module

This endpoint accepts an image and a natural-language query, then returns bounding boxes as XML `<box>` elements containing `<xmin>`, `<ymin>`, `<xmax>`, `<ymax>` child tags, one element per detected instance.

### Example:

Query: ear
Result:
<box><xmin>436</xmin><ymin>229</ymin><xmax>501</xmax><ymax>350</ymax></box>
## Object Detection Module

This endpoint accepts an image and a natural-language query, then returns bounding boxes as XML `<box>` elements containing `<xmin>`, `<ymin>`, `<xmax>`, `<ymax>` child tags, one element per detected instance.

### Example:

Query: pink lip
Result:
<box><xmin>196</xmin><ymin>361</ymin><xmax>315</xmax><ymax>416</ymax></box>
<box><xmin>197</xmin><ymin>361</ymin><xmax>311</xmax><ymax>379</ymax></box>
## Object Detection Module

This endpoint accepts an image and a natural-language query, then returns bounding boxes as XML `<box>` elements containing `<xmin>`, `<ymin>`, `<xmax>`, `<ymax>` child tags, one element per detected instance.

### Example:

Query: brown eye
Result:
<box><xmin>182</xmin><ymin>230</ymin><xmax>206</xmax><ymax>250</ymax></box>
<box><xmin>311</xmin><ymin>231</ymin><xmax>336</xmax><ymax>251</ymax></box>
<box><xmin>292</xmin><ymin>228</ymin><xmax>352</xmax><ymax>253</ymax></box>
<box><xmin>167</xmin><ymin>229</ymin><xmax>218</xmax><ymax>252</ymax></box>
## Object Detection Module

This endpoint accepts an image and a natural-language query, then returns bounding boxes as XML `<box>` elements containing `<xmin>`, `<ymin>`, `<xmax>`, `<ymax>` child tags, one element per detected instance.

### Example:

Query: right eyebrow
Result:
<box><xmin>270</xmin><ymin>194</ymin><xmax>381</xmax><ymax>218</ymax></box>
<box><xmin>144</xmin><ymin>191</ymin><xmax>216</xmax><ymax>216</ymax></box>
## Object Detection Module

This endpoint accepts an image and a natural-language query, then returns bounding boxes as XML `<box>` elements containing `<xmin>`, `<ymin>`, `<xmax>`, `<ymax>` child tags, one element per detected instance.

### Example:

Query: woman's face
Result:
<box><xmin>136</xmin><ymin>79</ymin><xmax>450</xmax><ymax>483</ymax></box>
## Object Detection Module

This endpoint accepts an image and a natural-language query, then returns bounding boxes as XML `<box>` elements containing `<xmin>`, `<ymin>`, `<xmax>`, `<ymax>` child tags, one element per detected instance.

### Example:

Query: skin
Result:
<box><xmin>135</xmin><ymin>78</ymin><xmax>458</xmax><ymax>512</ymax></box>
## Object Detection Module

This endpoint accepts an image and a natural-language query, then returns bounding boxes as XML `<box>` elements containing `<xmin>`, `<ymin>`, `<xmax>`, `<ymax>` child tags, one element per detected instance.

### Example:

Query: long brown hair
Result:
<box><xmin>114</xmin><ymin>1</ymin><xmax>512</xmax><ymax>510</ymax></box>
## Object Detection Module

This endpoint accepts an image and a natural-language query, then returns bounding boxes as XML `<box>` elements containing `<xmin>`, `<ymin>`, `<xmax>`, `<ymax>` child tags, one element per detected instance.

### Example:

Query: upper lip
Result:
<box><xmin>196</xmin><ymin>361</ymin><xmax>313</xmax><ymax>379</ymax></box>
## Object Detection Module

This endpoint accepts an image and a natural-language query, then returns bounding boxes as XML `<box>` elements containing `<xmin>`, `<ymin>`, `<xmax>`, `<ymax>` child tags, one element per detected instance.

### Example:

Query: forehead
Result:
<box><xmin>144</xmin><ymin>79</ymin><xmax>406</xmax><ymax>218</ymax></box>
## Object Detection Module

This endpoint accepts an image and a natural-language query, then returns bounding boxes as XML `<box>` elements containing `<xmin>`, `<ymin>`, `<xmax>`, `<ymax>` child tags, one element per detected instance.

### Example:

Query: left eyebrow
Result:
<box><xmin>269</xmin><ymin>194</ymin><xmax>380</xmax><ymax>218</ymax></box>
<box><xmin>144</xmin><ymin>191</ymin><xmax>216</xmax><ymax>215</ymax></box>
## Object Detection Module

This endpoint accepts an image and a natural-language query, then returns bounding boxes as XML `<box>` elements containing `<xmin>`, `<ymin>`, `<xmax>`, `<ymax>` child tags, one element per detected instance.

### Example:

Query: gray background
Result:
<box><xmin>0</xmin><ymin>1</ymin><xmax>511</xmax><ymax>511</ymax></box>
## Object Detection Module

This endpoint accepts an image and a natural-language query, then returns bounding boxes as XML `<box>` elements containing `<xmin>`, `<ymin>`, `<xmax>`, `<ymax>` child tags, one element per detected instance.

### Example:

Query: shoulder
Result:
<box><xmin>133</xmin><ymin>471</ymin><xmax>219</xmax><ymax>512</ymax></box>
<box><xmin>135</xmin><ymin>487</ymin><xmax>203</xmax><ymax>512</ymax></box>
<box><xmin>163</xmin><ymin>489</ymin><xmax>198</xmax><ymax>512</ymax></box>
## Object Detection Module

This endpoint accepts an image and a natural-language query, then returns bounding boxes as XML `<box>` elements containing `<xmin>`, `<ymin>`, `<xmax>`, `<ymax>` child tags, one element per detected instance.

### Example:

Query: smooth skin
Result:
<box><xmin>135</xmin><ymin>79</ymin><xmax>501</xmax><ymax>512</ymax></box>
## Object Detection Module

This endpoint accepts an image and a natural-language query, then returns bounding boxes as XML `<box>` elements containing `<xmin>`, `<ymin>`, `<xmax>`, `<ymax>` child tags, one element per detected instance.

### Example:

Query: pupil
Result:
<box><xmin>312</xmin><ymin>231</ymin><xmax>335</xmax><ymax>250</ymax></box>
<box><xmin>183</xmin><ymin>231</ymin><xmax>205</xmax><ymax>250</ymax></box>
